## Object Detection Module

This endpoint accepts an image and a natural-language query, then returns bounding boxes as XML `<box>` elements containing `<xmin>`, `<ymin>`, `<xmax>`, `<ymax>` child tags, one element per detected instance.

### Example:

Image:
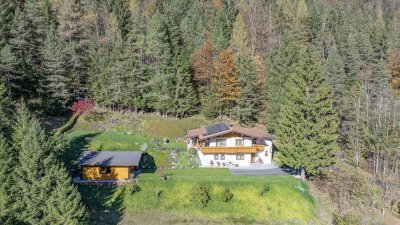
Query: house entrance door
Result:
<box><xmin>251</xmin><ymin>153</ymin><xmax>256</xmax><ymax>163</ymax></box>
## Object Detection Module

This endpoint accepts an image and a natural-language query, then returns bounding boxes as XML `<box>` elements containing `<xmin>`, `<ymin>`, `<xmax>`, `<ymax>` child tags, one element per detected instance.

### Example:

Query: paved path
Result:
<box><xmin>229</xmin><ymin>163</ymin><xmax>297</xmax><ymax>176</ymax></box>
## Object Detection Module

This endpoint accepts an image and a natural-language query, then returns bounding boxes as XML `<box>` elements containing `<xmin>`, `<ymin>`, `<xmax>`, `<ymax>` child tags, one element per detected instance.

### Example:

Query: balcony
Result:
<box><xmin>200</xmin><ymin>145</ymin><xmax>265</xmax><ymax>154</ymax></box>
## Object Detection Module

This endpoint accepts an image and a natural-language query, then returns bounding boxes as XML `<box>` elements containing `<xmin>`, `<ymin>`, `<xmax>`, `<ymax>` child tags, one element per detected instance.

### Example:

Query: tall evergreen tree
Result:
<box><xmin>0</xmin><ymin>133</ymin><xmax>14</xmax><ymax>224</ymax></box>
<box><xmin>265</xmin><ymin>36</ymin><xmax>298</xmax><ymax>133</ymax></box>
<box><xmin>12</xmin><ymin>103</ymin><xmax>87</xmax><ymax>224</ymax></box>
<box><xmin>325</xmin><ymin>44</ymin><xmax>346</xmax><ymax>105</ymax></box>
<box><xmin>40</xmin><ymin>26</ymin><xmax>71</xmax><ymax>113</ymax></box>
<box><xmin>0</xmin><ymin>78</ymin><xmax>11</xmax><ymax>131</ymax></box>
<box><xmin>146</xmin><ymin>10</ymin><xmax>173</xmax><ymax>116</ymax></box>
<box><xmin>276</xmin><ymin>47</ymin><xmax>339</xmax><ymax>176</ymax></box>
<box><xmin>0</xmin><ymin>44</ymin><xmax>19</xmax><ymax>98</ymax></box>
<box><xmin>235</xmin><ymin>55</ymin><xmax>260</xmax><ymax>126</ymax></box>
<box><xmin>0</xmin><ymin>0</ymin><xmax>15</xmax><ymax>46</ymax></box>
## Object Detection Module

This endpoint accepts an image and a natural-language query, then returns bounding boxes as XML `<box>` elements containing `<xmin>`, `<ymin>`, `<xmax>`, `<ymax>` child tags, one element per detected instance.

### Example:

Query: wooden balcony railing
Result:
<box><xmin>200</xmin><ymin>145</ymin><xmax>265</xmax><ymax>154</ymax></box>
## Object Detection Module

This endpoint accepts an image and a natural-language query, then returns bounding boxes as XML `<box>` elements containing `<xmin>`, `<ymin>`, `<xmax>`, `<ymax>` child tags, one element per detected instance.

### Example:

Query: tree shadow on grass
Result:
<box><xmin>79</xmin><ymin>185</ymin><xmax>125</xmax><ymax>225</ymax></box>
<box><xmin>60</xmin><ymin>132</ymin><xmax>101</xmax><ymax>171</ymax></box>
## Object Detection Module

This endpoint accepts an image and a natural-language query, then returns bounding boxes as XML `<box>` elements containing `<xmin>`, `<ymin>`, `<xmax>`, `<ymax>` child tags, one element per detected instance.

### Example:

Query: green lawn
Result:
<box><xmin>79</xmin><ymin>169</ymin><xmax>317</xmax><ymax>225</ymax></box>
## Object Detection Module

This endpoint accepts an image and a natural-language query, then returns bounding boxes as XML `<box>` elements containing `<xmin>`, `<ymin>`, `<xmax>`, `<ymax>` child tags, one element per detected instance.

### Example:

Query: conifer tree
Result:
<box><xmin>213</xmin><ymin>49</ymin><xmax>241</xmax><ymax>116</ymax></box>
<box><xmin>43</xmin><ymin>164</ymin><xmax>88</xmax><ymax>225</ymax></box>
<box><xmin>146</xmin><ymin>10</ymin><xmax>172</xmax><ymax>116</ymax></box>
<box><xmin>40</xmin><ymin>26</ymin><xmax>71</xmax><ymax>113</ymax></box>
<box><xmin>0</xmin><ymin>78</ymin><xmax>11</xmax><ymax>131</ymax></box>
<box><xmin>0</xmin><ymin>44</ymin><xmax>19</xmax><ymax>98</ymax></box>
<box><xmin>0</xmin><ymin>0</ymin><xmax>15</xmax><ymax>47</ymax></box>
<box><xmin>172</xmin><ymin>51</ymin><xmax>198</xmax><ymax>118</ymax></box>
<box><xmin>235</xmin><ymin>55</ymin><xmax>260</xmax><ymax>126</ymax></box>
<box><xmin>276</xmin><ymin>47</ymin><xmax>339</xmax><ymax>176</ymax></box>
<box><xmin>12</xmin><ymin>103</ymin><xmax>87</xmax><ymax>224</ymax></box>
<box><xmin>325</xmin><ymin>44</ymin><xmax>346</xmax><ymax>105</ymax></box>
<box><xmin>0</xmin><ymin>133</ymin><xmax>14</xmax><ymax>223</ymax></box>
<box><xmin>265</xmin><ymin>36</ymin><xmax>298</xmax><ymax>133</ymax></box>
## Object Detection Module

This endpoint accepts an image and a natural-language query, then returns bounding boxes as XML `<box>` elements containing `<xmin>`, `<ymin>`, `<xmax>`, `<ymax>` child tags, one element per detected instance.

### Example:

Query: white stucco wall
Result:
<box><xmin>194</xmin><ymin>138</ymin><xmax>273</xmax><ymax>167</ymax></box>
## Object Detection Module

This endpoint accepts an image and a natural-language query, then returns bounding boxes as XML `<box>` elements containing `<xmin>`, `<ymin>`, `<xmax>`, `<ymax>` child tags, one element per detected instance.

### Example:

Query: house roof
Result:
<box><xmin>76</xmin><ymin>151</ymin><xmax>142</xmax><ymax>166</ymax></box>
<box><xmin>187</xmin><ymin>123</ymin><xmax>275</xmax><ymax>140</ymax></box>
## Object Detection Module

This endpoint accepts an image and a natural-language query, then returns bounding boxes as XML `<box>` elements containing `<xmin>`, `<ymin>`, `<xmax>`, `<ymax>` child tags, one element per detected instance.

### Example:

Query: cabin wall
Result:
<box><xmin>82</xmin><ymin>166</ymin><xmax>129</xmax><ymax>180</ymax></box>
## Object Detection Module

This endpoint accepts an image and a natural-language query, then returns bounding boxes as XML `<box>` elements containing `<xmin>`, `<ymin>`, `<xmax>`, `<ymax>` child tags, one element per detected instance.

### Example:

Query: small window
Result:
<box><xmin>100</xmin><ymin>167</ymin><xmax>111</xmax><ymax>174</ymax></box>
<box><xmin>236</xmin><ymin>154</ymin><xmax>244</xmax><ymax>160</ymax></box>
<box><xmin>235</xmin><ymin>139</ymin><xmax>244</xmax><ymax>146</ymax></box>
<box><xmin>220</xmin><ymin>154</ymin><xmax>225</xmax><ymax>160</ymax></box>
<box><xmin>216</xmin><ymin>139</ymin><xmax>226</xmax><ymax>147</ymax></box>
<box><xmin>214</xmin><ymin>154</ymin><xmax>219</xmax><ymax>160</ymax></box>
<box><xmin>265</xmin><ymin>151</ymin><xmax>268</xmax><ymax>157</ymax></box>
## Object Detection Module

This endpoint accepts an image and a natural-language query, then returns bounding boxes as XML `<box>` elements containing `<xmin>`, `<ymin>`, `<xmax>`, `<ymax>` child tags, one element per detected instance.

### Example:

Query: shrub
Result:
<box><xmin>188</xmin><ymin>147</ymin><xmax>197</xmax><ymax>155</ymax></box>
<box><xmin>332</xmin><ymin>212</ymin><xmax>360</xmax><ymax>225</ymax></box>
<box><xmin>260</xmin><ymin>184</ymin><xmax>270</xmax><ymax>196</ymax></box>
<box><xmin>221</xmin><ymin>188</ymin><xmax>233</xmax><ymax>202</ymax></box>
<box><xmin>155</xmin><ymin>188</ymin><xmax>163</xmax><ymax>201</ymax></box>
<box><xmin>71</xmin><ymin>99</ymin><xmax>95</xmax><ymax>115</ymax></box>
<box><xmin>196</xmin><ymin>184</ymin><xmax>211</xmax><ymax>207</ymax></box>
<box><xmin>126</xmin><ymin>182</ymin><xmax>141</xmax><ymax>195</ymax></box>
<box><xmin>54</xmin><ymin>113</ymin><xmax>79</xmax><ymax>137</ymax></box>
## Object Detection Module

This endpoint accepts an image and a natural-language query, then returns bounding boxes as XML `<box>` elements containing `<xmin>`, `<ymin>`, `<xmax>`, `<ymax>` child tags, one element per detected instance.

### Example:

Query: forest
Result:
<box><xmin>0</xmin><ymin>0</ymin><xmax>400</xmax><ymax>224</ymax></box>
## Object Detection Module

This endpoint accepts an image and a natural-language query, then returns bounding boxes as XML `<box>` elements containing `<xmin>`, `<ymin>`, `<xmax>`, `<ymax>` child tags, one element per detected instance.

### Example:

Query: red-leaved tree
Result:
<box><xmin>71</xmin><ymin>99</ymin><xmax>95</xmax><ymax>115</ymax></box>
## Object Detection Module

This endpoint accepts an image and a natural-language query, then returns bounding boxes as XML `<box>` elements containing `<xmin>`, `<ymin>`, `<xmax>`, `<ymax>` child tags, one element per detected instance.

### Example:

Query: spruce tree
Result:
<box><xmin>276</xmin><ymin>47</ymin><xmax>339</xmax><ymax>176</ymax></box>
<box><xmin>0</xmin><ymin>133</ymin><xmax>14</xmax><ymax>224</ymax></box>
<box><xmin>265</xmin><ymin>36</ymin><xmax>298</xmax><ymax>133</ymax></box>
<box><xmin>40</xmin><ymin>26</ymin><xmax>71</xmax><ymax>113</ymax></box>
<box><xmin>146</xmin><ymin>10</ymin><xmax>173</xmax><ymax>116</ymax></box>
<box><xmin>325</xmin><ymin>44</ymin><xmax>346</xmax><ymax>105</ymax></box>
<box><xmin>43</xmin><ymin>164</ymin><xmax>88</xmax><ymax>225</ymax></box>
<box><xmin>235</xmin><ymin>55</ymin><xmax>260</xmax><ymax>126</ymax></box>
<box><xmin>0</xmin><ymin>0</ymin><xmax>15</xmax><ymax>46</ymax></box>
<box><xmin>12</xmin><ymin>103</ymin><xmax>87</xmax><ymax>224</ymax></box>
<box><xmin>0</xmin><ymin>78</ymin><xmax>11</xmax><ymax>131</ymax></box>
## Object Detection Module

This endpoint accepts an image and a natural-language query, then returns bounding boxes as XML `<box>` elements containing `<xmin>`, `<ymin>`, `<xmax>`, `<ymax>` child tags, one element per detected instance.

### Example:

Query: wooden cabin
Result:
<box><xmin>76</xmin><ymin>151</ymin><xmax>142</xmax><ymax>180</ymax></box>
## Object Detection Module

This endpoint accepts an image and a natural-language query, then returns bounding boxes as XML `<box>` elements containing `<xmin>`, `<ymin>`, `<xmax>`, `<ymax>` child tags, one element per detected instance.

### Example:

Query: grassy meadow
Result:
<box><xmin>80</xmin><ymin>169</ymin><xmax>317</xmax><ymax>225</ymax></box>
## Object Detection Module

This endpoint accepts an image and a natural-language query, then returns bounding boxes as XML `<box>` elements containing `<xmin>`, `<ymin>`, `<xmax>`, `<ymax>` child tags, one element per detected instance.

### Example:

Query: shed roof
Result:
<box><xmin>76</xmin><ymin>151</ymin><xmax>142</xmax><ymax>166</ymax></box>
<box><xmin>187</xmin><ymin>123</ymin><xmax>275</xmax><ymax>140</ymax></box>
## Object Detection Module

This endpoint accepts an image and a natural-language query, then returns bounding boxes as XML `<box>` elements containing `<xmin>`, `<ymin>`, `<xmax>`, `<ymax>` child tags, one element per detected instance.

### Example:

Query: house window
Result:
<box><xmin>100</xmin><ymin>167</ymin><xmax>111</xmax><ymax>174</ymax></box>
<box><xmin>220</xmin><ymin>154</ymin><xmax>225</xmax><ymax>160</ymax></box>
<box><xmin>214</xmin><ymin>154</ymin><xmax>219</xmax><ymax>160</ymax></box>
<box><xmin>216</xmin><ymin>139</ymin><xmax>226</xmax><ymax>147</ymax></box>
<box><xmin>235</xmin><ymin>139</ymin><xmax>244</xmax><ymax>146</ymax></box>
<box><xmin>236</xmin><ymin>154</ymin><xmax>244</xmax><ymax>160</ymax></box>
<box><xmin>265</xmin><ymin>151</ymin><xmax>268</xmax><ymax>157</ymax></box>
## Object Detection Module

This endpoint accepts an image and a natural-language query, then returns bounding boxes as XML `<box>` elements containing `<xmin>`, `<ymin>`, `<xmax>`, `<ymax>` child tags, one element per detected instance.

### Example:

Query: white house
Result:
<box><xmin>187</xmin><ymin>123</ymin><xmax>275</xmax><ymax>167</ymax></box>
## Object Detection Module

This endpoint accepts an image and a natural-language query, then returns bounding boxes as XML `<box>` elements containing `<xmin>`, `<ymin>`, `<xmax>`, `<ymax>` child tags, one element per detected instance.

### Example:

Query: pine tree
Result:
<box><xmin>171</xmin><ymin>50</ymin><xmax>198</xmax><ymax>118</ymax></box>
<box><xmin>213</xmin><ymin>49</ymin><xmax>241</xmax><ymax>116</ymax></box>
<box><xmin>276</xmin><ymin>47</ymin><xmax>339</xmax><ymax>176</ymax></box>
<box><xmin>12</xmin><ymin>103</ymin><xmax>87</xmax><ymax>224</ymax></box>
<box><xmin>13</xmin><ymin>111</ymin><xmax>55</xmax><ymax>223</ymax></box>
<box><xmin>0</xmin><ymin>133</ymin><xmax>14</xmax><ymax>223</ymax></box>
<box><xmin>325</xmin><ymin>44</ymin><xmax>346</xmax><ymax>105</ymax></box>
<box><xmin>40</xmin><ymin>26</ymin><xmax>71</xmax><ymax>113</ymax></box>
<box><xmin>43</xmin><ymin>164</ymin><xmax>88</xmax><ymax>225</ymax></box>
<box><xmin>146</xmin><ymin>10</ymin><xmax>173</xmax><ymax>116</ymax></box>
<box><xmin>0</xmin><ymin>78</ymin><xmax>11</xmax><ymax>131</ymax></box>
<box><xmin>290</xmin><ymin>0</ymin><xmax>310</xmax><ymax>47</ymax></box>
<box><xmin>230</xmin><ymin>13</ymin><xmax>249</xmax><ymax>57</ymax></box>
<box><xmin>0</xmin><ymin>0</ymin><xmax>15</xmax><ymax>47</ymax></box>
<box><xmin>0</xmin><ymin>44</ymin><xmax>19</xmax><ymax>98</ymax></box>
<box><xmin>235</xmin><ymin>55</ymin><xmax>260</xmax><ymax>126</ymax></box>
<box><xmin>265</xmin><ymin>36</ymin><xmax>298</xmax><ymax>133</ymax></box>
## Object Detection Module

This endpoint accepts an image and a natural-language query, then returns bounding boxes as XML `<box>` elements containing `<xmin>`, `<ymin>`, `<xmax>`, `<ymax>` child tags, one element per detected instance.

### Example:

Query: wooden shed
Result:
<box><xmin>76</xmin><ymin>151</ymin><xmax>142</xmax><ymax>180</ymax></box>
